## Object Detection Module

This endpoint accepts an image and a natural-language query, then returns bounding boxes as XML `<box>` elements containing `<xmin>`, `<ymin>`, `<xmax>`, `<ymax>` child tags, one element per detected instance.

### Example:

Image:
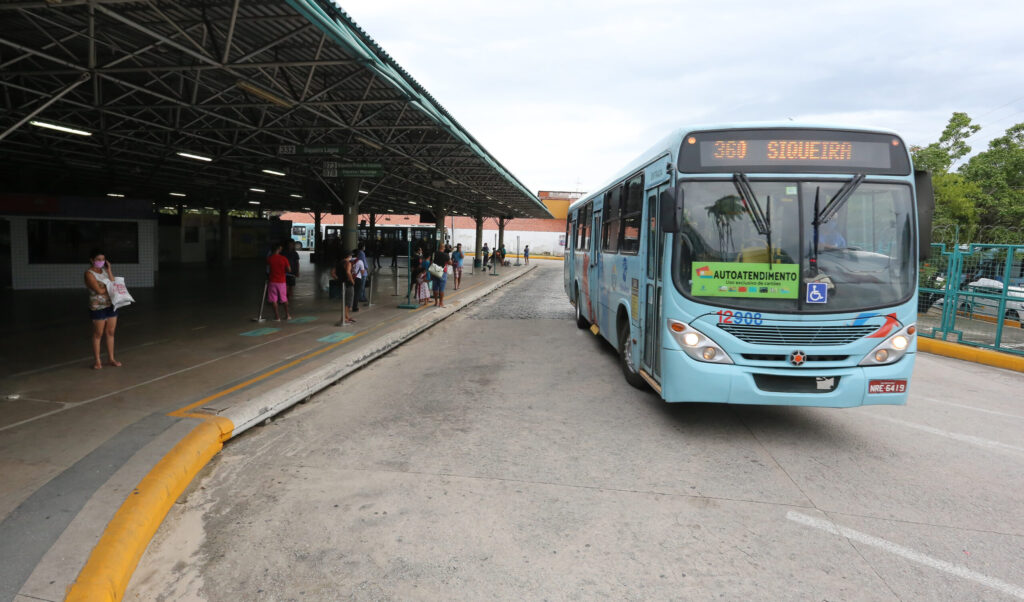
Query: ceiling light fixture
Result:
<box><xmin>290</xmin><ymin>193</ymin><xmax>303</xmax><ymax>199</ymax></box>
<box><xmin>356</xmin><ymin>136</ymin><xmax>383</xmax><ymax>151</ymax></box>
<box><xmin>235</xmin><ymin>80</ymin><xmax>294</xmax><ymax>108</ymax></box>
<box><xmin>169</xmin><ymin>192</ymin><xmax>186</xmax><ymax>197</ymax></box>
<box><xmin>176</xmin><ymin>151</ymin><xmax>212</xmax><ymax>162</ymax></box>
<box><xmin>249</xmin><ymin>188</ymin><xmax>265</xmax><ymax>193</ymax></box>
<box><xmin>261</xmin><ymin>169</ymin><xmax>287</xmax><ymax>176</ymax></box>
<box><xmin>248</xmin><ymin>200</ymin><xmax>260</xmax><ymax>205</ymax></box>
<box><xmin>359</xmin><ymin>189</ymin><xmax>369</xmax><ymax>195</ymax></box>
<box><xmin>30</xmin><ymin>120</ymin><xmax>92</xmax><ymax>136</ymax></box>
<box><xmin>106</xmin><ymin>193</ymin><xmax>124</xmax><ymax>198</ymax></box>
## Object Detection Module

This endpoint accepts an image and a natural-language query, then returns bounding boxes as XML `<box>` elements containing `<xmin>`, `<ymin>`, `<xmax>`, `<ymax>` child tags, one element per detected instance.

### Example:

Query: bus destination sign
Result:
<box><xmin>681</xmin><ymin>129</ymin><xmax>910</xmax><ymax>174</ymax></box>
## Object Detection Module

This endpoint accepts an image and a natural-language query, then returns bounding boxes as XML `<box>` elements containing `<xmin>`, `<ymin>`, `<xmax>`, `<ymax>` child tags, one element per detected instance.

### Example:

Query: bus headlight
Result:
<box><xmin>859</xmin><ymin>324</ymin><xmax>915</xmax><ymax>366</ymax></box>
<box><xmin>668</xmin><ymin>319</ymin><xmax>733</xmax><ymax>364</ymax></box>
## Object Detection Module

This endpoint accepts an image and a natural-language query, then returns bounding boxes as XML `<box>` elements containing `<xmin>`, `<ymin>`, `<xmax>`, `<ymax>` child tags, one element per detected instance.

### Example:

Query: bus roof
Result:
<box><xmin>568</xmin><ymin>122</ymin><xmax>904</xmax><ymax>213</ymax></box>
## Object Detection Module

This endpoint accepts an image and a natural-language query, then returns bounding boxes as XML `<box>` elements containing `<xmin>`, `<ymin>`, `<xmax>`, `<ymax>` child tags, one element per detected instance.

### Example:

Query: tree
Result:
<box><xmin>911</xmin><ymin>112</ymin><xmax>981</xmax><ymax>173</ymax></box>
<box><xmin>960</xmin><ymin>122</ymin><xmax>1024</xmax><ymax>230</ymax></box>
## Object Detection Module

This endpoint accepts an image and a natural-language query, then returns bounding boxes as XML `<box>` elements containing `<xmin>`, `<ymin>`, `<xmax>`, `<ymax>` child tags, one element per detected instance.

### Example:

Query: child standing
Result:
<box><xmin>415</xmin><ymin>265</ymin><xmax>430</xmax><ymax>305</ymax></box>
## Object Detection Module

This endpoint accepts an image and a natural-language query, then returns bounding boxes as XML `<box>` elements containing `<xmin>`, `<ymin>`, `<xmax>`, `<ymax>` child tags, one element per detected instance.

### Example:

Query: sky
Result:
<box><xmin>336</xmin><ymin>0</ymin><xmax>1024</xmax><ymax>195</ymax></box>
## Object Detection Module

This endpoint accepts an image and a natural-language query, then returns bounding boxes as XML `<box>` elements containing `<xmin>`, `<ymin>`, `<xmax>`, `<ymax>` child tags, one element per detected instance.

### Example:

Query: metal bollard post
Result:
<box><xmin>335</xmin><ymin>281</ymin><xmax>347</xmax><ymax>327</ymax></box>
<box><xmin>367</xmin><ymin>273</ymin><xmax>374</xmax><ymax>308</ymax></box>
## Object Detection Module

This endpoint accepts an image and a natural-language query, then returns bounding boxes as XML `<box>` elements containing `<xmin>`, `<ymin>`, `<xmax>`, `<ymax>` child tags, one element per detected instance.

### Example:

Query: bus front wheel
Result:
<box><xmin>618</xmin><ymin>323</ymin><xmax>647</xmax><ymax>390</ymax></box>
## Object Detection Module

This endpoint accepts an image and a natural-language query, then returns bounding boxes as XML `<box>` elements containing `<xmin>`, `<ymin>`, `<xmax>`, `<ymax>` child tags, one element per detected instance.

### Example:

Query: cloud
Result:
<box><xmin>338</xmin><ymin>0</ymin><xmax>1024</xmax><ymax>190</ymax></box>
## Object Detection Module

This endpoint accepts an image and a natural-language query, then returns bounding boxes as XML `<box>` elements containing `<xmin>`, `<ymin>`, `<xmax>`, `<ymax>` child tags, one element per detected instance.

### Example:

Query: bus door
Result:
<box><xmin>588</xmin><ymin>208</ymin><xmax>601</xmax><ymax>323</ymax></box>
<box><xmin>565</xmin><ymin>214</ymin><xmax>575</xmax><ymax>295</ymax></box>
<box><xmin>640</xmin><ymin>184</ymin><xmax>669</xmax><ymax>378</ymax></box>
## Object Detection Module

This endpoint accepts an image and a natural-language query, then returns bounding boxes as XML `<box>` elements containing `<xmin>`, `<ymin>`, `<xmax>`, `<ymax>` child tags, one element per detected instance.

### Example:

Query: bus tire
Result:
<box><xmin>575</xmin><ymin>286</ymin><xmax>588</xmax><ymax>329</ymax></box>
<box><xmin>618</xmin><ymin>320</ymin><xmax>646</xmax><ymax>390</ymax></box>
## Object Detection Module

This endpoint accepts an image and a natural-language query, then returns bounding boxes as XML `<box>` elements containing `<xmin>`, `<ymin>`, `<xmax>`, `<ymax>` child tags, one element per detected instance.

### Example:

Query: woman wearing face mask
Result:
<box><xmin>85</xmin><ymin>249</ymin><xmax>121</xmax><ymax>370</ymax></box>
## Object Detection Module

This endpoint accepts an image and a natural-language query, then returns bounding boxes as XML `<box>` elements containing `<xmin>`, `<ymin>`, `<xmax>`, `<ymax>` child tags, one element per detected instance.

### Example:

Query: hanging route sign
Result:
<box><xmin>321</xmin><ymin>162</ymin><xmax>384</xmax><ymax>178</ymax></box>
<box><xmin>278</xmin><ymin>144</ymin><xmax>345</xmax><ymax>156</ymax></box>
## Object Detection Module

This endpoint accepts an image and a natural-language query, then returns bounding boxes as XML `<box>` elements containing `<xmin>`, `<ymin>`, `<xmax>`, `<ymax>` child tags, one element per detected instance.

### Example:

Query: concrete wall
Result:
<box><xmin>449</xmin><ymin>228</ymin><xmax>566</xmax><ymax>256</ymax></box>
<box><xmin>6</xmin><ymin>216</ymin><xmax>158</xmax><ymax>290</ymax></box>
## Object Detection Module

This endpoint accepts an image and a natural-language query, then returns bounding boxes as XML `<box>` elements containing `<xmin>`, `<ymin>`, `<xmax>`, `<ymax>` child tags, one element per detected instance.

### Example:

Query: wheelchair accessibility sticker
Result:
<box><xmin>806</xmin><ymin>282</ymin><xmax>828</xmax><ymax>304</ymax></box>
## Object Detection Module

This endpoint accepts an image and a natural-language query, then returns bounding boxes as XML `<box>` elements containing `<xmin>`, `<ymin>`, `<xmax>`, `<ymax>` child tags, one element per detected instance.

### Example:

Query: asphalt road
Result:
<box><xmin>127</xmin><ymin>262</ymin><xmax>1024</xmax><ymax>601</ymax></box>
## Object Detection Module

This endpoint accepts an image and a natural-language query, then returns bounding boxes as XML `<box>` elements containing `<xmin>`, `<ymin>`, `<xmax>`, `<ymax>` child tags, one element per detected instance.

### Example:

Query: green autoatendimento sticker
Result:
<box><xmin>691</xmin><ymin>262</ymin><xmax>799</xmax><ymax>299</ymax></box>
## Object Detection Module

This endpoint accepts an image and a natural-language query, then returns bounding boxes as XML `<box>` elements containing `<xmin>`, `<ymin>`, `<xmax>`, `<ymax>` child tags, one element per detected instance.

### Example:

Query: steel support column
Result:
<box><xmin>474</xmin><ymin>213</ymin><xmax>484</xmax><ymax>265</ymax></box>
<box><xmin>341</xmin><ymin>178</ymin><xmax>361</xmax><ymax>253</ymax></box>
<box><xmin>219</xmin><ymin>201</ymin><xmax>232</xmax><ymax>267</ymax></box>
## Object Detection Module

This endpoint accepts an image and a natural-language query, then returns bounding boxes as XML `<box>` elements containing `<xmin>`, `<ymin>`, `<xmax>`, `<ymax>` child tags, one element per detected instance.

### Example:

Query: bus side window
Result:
<box><xmin>621</xmin><ymin>174</ymin><xmax>643</xmax><ymax>254</ymax></box>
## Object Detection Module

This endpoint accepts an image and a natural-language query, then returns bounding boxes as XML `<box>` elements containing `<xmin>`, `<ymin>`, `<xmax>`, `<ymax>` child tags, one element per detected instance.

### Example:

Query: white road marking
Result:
<box><xmin>920</xmin><ymin>396</ymin><xmax>1024</xmax><ymax>420</ymax></box>
<box><xmin>865</xmin><ymin>414</ymin><xmax>1024</xmax><ymax>456</ymax></box>
<box><xmin>0</xmin><ymin>327</ymin><xmax>318</xmax><ymax>433</ymax></box>
<box><xmin>787</xmin><ymin>511</ymin><xmax>1024</xmax><ymax>600</ymax></box>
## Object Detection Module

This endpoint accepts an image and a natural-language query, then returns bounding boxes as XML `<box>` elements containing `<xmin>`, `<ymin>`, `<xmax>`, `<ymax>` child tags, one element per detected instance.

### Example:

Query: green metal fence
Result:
<box><xmin>918</xmin><ymin>242</ymin><xmax>1024</xmax><ymax>356</ymax></box>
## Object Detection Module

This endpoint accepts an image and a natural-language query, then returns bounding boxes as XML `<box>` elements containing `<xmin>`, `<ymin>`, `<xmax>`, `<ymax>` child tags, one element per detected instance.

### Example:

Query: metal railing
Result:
<box><xmin>918</xmin><ymin>242</ymin><xmax>1024</xmax><ymax>357</ymax></box>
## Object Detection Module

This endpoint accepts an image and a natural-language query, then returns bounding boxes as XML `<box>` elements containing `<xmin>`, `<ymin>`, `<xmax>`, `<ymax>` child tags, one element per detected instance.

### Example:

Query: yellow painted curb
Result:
<box><xmin>918</xmin><ymin>337</ymin><xmax>1024</xmax><ymax>373</ymax></box>
<box><xmin>65</xmin><ymin>416</ymin><xmax>234</xmax><ymax>602</ymax></box>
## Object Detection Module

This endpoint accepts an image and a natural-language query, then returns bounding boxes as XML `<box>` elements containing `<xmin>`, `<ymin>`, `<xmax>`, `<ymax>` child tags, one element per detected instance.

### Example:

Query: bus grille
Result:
<box><xmin>717</xmin><ymin>324</ymin><xmax>877</xmax><ymax>346</ymax></box>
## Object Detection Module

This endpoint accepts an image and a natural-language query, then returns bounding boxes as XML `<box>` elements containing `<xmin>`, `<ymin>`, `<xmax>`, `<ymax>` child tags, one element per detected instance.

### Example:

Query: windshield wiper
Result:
<box><xmin>733</xmin><ymin>173</ymin><xmax>773</xmax><ymax>268</ymax></box>
<box><xmin>811</xmin><ymin>173</ymin><xmax>865</xmax><ymax>274</ymax></box>
<box><xmin>815</xmin><ymin>173</ymin><xmax>865</xmax><ymax>225</ymax></box>
<box><xmin>733</xmin><ymin>173</ymin><xmax>769</xmax><ymax>234</ymax></box>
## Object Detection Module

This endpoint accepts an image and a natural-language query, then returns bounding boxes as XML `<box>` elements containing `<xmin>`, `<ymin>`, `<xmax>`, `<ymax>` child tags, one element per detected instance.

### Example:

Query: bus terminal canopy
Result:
<box><xmin>0</xmin><ymin>0</ymin><xmax>551</xmax><ymax>219</ymax></box>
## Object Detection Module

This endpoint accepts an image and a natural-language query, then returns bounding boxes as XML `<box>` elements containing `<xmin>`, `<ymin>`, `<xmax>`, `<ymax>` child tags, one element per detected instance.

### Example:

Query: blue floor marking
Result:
<box><xmin>241</xmin><ymin>327</ymin><xmax>280</xmax><ymax>336</ymax></box>
<box><xmin>317</xmin><ymin>332</ymin><xmax>353</xmax><ymax>343</ymax></box>
<box><xmin>289</xmin><ymin>316</ymin><xmax>318</xmax><ymax>324</ymax></box>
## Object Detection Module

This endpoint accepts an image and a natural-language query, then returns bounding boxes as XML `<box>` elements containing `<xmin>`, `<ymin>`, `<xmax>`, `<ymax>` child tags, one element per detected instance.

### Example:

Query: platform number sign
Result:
<box><xmin>806</xmin><ymin>282</ymin><xmax>828</xmax><ymax>304</ymax></box>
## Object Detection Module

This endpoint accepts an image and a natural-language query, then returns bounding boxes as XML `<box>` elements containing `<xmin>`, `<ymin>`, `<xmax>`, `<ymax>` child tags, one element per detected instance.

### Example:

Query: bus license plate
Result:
<box><xmin>868</xmin><ymin>379</ymin><xmax>906</xmax><ymax>394</ymax></box>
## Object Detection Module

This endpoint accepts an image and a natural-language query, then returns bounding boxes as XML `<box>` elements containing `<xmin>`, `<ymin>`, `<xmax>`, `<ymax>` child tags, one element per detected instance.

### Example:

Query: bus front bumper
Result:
<box><xmin>659</xmin><ymin>350</ymin><xmax>913</xmax><ymax>407</ymax></box>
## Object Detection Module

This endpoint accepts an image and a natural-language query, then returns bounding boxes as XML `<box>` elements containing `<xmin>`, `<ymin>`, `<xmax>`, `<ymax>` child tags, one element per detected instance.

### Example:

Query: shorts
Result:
<box><xmin>268</xmin><ymin>281</ymin><xmax>288</xmax><ymax>303</ymax></box>
<box><xmin>432</xmin><ymin>275</ymin><xmax>447</xmax><ymax>292</ymax></box>
<box><xmin>454</xmin><ymin>265</ymin><xmax>463</xmax><ymax>278</ymax></box>
<box><xmin>90</xmin><ymin>305</ymin><xmax>118</xmax><ymax>321</ymax></box>
<box><xmin>286</xmin><ymin>274</ymin><xmax>296</xmax><ymax>287</ymax></box>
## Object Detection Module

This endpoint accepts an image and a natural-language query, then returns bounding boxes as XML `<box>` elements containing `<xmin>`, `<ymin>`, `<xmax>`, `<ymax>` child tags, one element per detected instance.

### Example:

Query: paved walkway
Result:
<box><xmin>0</xmin><ymin>253</ymin><xmax>529</xmax><ymax>602</ymax></box>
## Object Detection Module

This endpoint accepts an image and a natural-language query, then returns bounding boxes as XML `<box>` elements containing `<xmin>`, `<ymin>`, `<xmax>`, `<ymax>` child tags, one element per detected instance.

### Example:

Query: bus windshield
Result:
<box><xmin>676</xmin><ymin>180</ymin><xmax>915</xmax><ymax>313</ymax></box>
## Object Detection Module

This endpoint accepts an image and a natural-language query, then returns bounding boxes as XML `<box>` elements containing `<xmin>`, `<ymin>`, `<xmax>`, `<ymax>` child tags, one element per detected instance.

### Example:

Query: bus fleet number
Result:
<box><xmin>716</xmin><ymin>310</ymin><xmax>763</xmax><ymax>325</ymax></box>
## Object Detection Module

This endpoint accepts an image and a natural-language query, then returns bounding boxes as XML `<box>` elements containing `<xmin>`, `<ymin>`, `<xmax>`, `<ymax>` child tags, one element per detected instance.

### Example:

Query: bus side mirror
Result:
<box><xmin>914</xmin><ymin>170</ymin><xmax>934</xmax><ymax>261</ymax></box>
<box><xmin>661</xmin><ymin>190</ymin><xmax>680</xmax><ymax>233</ymax></box>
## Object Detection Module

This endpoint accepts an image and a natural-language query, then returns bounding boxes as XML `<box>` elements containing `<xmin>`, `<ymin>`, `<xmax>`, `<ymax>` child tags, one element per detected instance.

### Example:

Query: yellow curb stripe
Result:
<box><xmin>954</xmin><ymin>310</ymin><xmax>1022</xmax><ymax>328</ymax></box>
<box><xmin>918</xmin><ymin>338</ymin><xmax>1024</xmax><ymax>373</ymax></box>
<box><xmin>64</xmin><ymin>416</ymin><xmax>234</xmax><ymax>602</ymax></box>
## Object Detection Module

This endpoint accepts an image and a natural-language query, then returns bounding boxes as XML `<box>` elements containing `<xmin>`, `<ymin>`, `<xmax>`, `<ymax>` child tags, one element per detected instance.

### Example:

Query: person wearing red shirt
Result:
<box><xmin>266</xmin><ymin>242</ymin><xmax>292</xmax><ymax>321</ymax></box>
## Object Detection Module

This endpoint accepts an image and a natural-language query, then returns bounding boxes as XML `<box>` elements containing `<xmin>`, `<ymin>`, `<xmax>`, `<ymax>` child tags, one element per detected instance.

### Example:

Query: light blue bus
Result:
<box><xmin>564</xmin><ymin>124</ymin><xmax>934</xmax><ymax>407</ymax></box>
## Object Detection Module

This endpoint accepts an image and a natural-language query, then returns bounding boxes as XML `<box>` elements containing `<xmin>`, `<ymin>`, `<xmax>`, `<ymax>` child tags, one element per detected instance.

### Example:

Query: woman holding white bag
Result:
<box><xmin>85</xmin><ymin>249</ymin><xmax>122</xmax><ymax>370</ymax></box>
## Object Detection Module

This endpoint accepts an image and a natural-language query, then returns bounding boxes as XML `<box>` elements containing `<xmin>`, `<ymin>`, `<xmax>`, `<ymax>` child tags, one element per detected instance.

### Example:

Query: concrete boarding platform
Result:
<box><xmin>0</xmin><ymin>254</ymin><xmax>534</xmax><ymax>601</ymax></box>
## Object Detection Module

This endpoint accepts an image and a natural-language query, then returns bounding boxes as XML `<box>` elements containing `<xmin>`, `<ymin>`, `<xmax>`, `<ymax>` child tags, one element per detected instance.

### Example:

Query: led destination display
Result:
<box><xmin>700</xmin><ymin>138</ymin><xmax>891</xmax><ymax>168</ymax></box>
<box><xmin>680</xmin><ymin>129</ymin><xmax>911</xmax><ymax>174</ymax></box>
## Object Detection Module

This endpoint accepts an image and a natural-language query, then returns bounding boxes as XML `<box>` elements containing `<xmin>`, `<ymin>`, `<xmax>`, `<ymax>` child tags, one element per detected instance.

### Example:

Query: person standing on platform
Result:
<box><xmin>451</xmin><ymin>243</ymin><xmax>465</xmax><ymax>290</ymax></box>
<box><xmin>431</xmin><ymin>244</ymin><xmax>451</xmax><ymax>307</ymax></box>
<box><xmin>350</xmin><ymin>250</ymin><xmax>368</xmax><ymax>314</ymax></box>
<box><xmin>331</xmin><ymin>249</ymin><xmax>355</xmax><ymax>324</ymax></box>
<box><xmin>523</xmin><ymin>244</ymin><xmax>530</xmax><ymax>265</ymax></box>
<box><xmin>284</xmin><ymin>239</ymin><xmax>301</xmax><ymax>301</ymax></box>
<box><xmin>481</xmin><ymin>243</ymin><xmax>490</xmax><ymax>268</ymax></box>
<box><xmin>266</xmin><ymin>242</ymin><xmax>292</xmax><ymax>321</ymax></box>
<box><xmin>85</xmin><ymin>249</ymin><xmax>121</xmax><ymax>370</ymax></box>
<box><xmin>499</xmin><ymin>242</ymin><xmax>507</xmax><ymax>267</ymax></box>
